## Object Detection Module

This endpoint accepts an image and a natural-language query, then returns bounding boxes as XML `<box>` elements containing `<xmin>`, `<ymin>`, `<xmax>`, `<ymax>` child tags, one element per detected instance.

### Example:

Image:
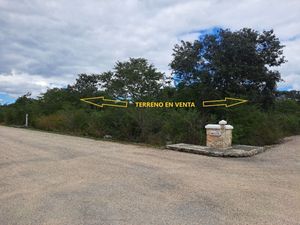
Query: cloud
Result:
<box><xmin>0</xmin><ymin>0</ymin><xmax>299</xmax><ymax>98</ymax></box>
<box><xmin>278</xmin><ymin>38</ymin><xmax>300</xmax><ymax>90</ymax></box>
<box><xmin>278</xmin><ymin>73</ymin><xmax>300</xmax><ymax>91</ymax></box>
<box><xmin>0</xmin><ymin>70</ymin><xmax>72</xmax><ymax>97</ymax></box>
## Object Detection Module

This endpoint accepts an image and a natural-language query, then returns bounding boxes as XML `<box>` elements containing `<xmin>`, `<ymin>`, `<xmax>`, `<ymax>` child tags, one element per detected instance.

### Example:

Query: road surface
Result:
<box><xmin>0</xmin><ymin>125</ymin><xmax>299</xmax><ymax>225</ymax></box>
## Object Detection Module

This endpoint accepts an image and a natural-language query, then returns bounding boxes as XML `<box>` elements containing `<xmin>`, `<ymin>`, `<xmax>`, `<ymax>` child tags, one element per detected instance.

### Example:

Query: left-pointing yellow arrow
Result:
<box><xmin>80</xmin><ymin>96</ymin><xmax>128</xmax><ymax>108</ymax></box>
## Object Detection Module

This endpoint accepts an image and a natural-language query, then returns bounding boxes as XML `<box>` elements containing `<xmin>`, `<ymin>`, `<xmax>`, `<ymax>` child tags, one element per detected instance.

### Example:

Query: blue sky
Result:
<box><xmin>0</xmin><ymin>0</ymin><xmax>300</xmax><ymax>104</ymax></box>
<box><xmin>0</xmin><ymin>93</ymin><xmax>16</xmax><ymax>105</ymax></box>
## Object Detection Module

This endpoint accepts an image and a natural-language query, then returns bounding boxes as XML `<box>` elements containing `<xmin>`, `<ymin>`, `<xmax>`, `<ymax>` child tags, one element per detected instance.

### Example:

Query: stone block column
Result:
<box><xmin>205</xmin><ymin>120</ymin><xmax>233</xmax><ymax>149</ymax></box>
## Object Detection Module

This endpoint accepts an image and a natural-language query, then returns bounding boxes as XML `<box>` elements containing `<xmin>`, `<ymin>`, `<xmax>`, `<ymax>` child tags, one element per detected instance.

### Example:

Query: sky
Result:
<box><xmin>0</xmin><ymin>0</ymin><xmax>300</xmax><ymax>104</ymax></box>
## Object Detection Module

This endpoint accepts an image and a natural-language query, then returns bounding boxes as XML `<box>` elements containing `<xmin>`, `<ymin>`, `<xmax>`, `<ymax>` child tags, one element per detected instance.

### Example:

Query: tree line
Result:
<box><xmin>0</xmin><ymin>28</ymin><xmax>299</xmax><ymax>146</ymax></box>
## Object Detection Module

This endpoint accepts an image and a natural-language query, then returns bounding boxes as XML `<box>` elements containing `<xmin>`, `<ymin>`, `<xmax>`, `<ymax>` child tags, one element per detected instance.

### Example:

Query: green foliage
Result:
<box><xmin>161</xmin><ymin>109</ymin><xmax>207</xmax><ymax>145</ymax></box>
<box><xmin>273</xmin><ymin>100</ymin><xmax>300</xmax><ymax>135</ymax></box>
<box><xmin>35</xmin><ymin>113</ymin><xmax>69</xmax><ymax>131</ymax></box>
<box><xmin>275</xmin><ymin>100</ymin><xmax>300</xmax><ymax>113</ymax></box>
<box><xmin>226</xmin><ymin>105</ymin><xmax>281</xmax><ymax>145</ymax></box>
<box><xmin>0</xmin><ymin>109</ymin><xmax>4</xmax><ymax>123</ymax></box>
<box><xmin>39</xmin><ymin>88</ymin><xmax>80</xmax><ymax>114</ymax></box>
<box><xmin>0</xmin><ymin>93</ymin><xmax>39</xmax><ymax>125</ymax></box>
<box><xmin>100</xmin><ymin>58</ymin><xmax>164</xmax><ymax>100</ymax></box>
<box><xmin>93</xmin><ymin>108</ymin><xmax>140</xmax><ymax>141</ymax></box>
<box><xmin>1</xmin><ymin>96</ymin><xmax>299</xmax><ymax>146</ymax></box>
<box><xmin>0</xmin><ymin>31</ymin><xmax>299</xmax><ymax>147</ymax></box>
<box><xmin>170</xmin><ymin>28</ymin><xmax>286</xmax><ymax>107</ymax></box>
<box><xmin>73</xmin><ymin>74</ymin><xmax>102</xmax><ymax>97</ymax></box>
<box><xmin>224</xmin><ymin>102</ymin><xmax>300</xmax><ymax>145</ymax></box>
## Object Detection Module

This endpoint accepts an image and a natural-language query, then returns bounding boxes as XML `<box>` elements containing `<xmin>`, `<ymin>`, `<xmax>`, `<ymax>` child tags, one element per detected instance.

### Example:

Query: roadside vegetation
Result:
<box><xmin>1</xmin><ymin>28</ymin><xmax>300</xmax><ymax>146</ymax></box>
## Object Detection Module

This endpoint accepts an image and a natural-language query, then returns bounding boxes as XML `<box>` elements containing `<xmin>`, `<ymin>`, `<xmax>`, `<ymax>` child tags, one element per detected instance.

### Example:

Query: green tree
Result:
<box><xmin>73</xmin><ymin>73</ymin><xmax>101</xmax><ymax>97</ymax></box>
<box><xmin>170</xmin><ymin>28</ymin><xmax>286</xmax><ymax>107</ymax></box>
<box><xmin>2</xmin><ymin>93</ymin><xmax>37</xmax><ymax>125</ymax></box>
<box><xmin>39</xmin><ymin>87</ymin><xmax>80</xmax><ymax>114</ymax></box>
<box><xmin>100</xmin><ymin>58</ymin><xmax>164</xmax><ymax>100</ymax></box>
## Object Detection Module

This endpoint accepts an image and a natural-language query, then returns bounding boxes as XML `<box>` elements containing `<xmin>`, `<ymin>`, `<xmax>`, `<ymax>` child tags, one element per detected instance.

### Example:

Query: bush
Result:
<box><xmin>0</xmin><ymin>108</ymin><xmax>4</xmax><ymax>123</ymax></box>
<box><xmin>161</xmin><ymin>109</ymin><xmax>210</xmax><ymax>145</ymax></box>
<box><xmin>35</xmin><ymin>113</ymin><xmax>69</xmax><ymax>131</ymax></box>
<box><xmin>225</xmin><ymin>104</ymin><xmax>300</xmax><ymax>146</ymax></box>
<box><xmin>2</xmin><ymin>96</ymin><xmax>300</xmax><ymax>147</ymax></box>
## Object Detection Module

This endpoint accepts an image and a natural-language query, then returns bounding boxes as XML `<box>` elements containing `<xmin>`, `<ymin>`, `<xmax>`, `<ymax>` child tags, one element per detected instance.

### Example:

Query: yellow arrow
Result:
<box><xmin>202</xmin><ymin>97</ymin><xmax>248</xmax><ymax>108</ymax></box>
<box><xmin>80</xmin><ymin>96</ymin><xmax>128</xmax><ymax>108</ymax></box>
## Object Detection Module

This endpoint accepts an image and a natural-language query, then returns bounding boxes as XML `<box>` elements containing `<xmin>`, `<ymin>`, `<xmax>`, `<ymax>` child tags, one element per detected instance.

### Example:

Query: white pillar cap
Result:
<box><xmin>219</xmin><ymin>120</ymin><xmax>227</xmax><ymax>125</ymax></box>
<box><xmin>205</xmin><ymin>124</ymin><xmax>233</xmax><ymax>129</ymax></box>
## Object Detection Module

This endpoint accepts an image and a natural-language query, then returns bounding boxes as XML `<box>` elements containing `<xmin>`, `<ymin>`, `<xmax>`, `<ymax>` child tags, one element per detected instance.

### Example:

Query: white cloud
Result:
<box><xmin>278</xmin><ymin>38</ymin><xmax>300</xmax><ymax>90</ymax></box>
<box><xmin>0</xmin><ymin>0</ymin><xmax>299</xmax><ymax>98</ymax></box>
<box><xmin>278</xmin><ymin>73</ymin><xmax>300</xmax><ymax>90</ymax></box>
<box><xmin>0</xmin><ymin>70</ymin><xmax>73</xmax><ymax>97</ymax></box>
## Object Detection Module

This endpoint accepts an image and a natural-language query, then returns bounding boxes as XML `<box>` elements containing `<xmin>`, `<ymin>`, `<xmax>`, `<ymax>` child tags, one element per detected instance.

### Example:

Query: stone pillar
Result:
<box><xmin>205</xmin><ymin>120</ymin><xmax>233</xmax><ymax>149</ymax></box>
<box><xmin>25</xmin><ymin>114</ymin><xmax>28</xmax><ymax>127</ymax></box>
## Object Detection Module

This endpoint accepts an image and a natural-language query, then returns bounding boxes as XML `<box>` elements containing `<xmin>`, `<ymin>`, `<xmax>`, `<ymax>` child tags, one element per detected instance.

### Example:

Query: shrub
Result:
<box><xmin>227</xmin><ymin>105</ymin><xmax>283</xmax><ymax>145</ymax></box>
<box><xmin>35</xmin><ymin>113</ymin><xmax>69</xmax><ymax>131</ymax></box>
<box><xmin>161</xmin><ymin>109</ymin><xmax>208</xmax><ymax>145</ymax></box>
<box><xmin>2</xmin><ymin>97</ymin><xmax>300</xmax><ymax>147</ymax></box>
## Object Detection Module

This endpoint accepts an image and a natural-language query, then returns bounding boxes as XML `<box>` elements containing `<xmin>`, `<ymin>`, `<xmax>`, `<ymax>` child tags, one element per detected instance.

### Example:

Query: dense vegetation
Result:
<box><xmin>1</xmin><ymin>28</ymin><xmax>300</xmax><ymax>146</ymax></box>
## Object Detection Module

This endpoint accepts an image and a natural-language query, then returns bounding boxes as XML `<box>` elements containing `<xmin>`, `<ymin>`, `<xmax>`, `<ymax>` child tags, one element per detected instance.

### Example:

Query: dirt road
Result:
<box><xmin>0</xmin><ymin>126</ymin><xmax>299</xmax><ymax>225</ymax></box>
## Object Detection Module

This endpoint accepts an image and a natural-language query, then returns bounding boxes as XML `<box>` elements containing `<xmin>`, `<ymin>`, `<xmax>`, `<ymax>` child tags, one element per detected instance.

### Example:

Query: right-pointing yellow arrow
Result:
<box><xmin>202</xmin><ymin>97</ymin><xmax>248</xmax><ymax>108</ymax></box>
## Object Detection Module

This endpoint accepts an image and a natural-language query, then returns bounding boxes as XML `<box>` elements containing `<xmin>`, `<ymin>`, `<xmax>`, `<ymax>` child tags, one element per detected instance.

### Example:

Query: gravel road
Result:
<box><xmin>0</xmin><ymin>125</ymin><xmax>299</xmax><ymax>225</ymax></box>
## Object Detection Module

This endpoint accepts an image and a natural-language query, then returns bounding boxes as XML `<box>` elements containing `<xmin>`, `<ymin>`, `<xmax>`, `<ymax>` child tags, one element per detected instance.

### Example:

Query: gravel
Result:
<box><xmin>0</xmin><ymin>126</ymin><xmax>299</xmax><ymax>225</ymax></box>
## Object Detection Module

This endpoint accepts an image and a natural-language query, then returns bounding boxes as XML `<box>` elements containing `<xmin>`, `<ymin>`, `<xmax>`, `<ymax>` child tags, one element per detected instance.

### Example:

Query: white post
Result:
<box><xmin>25</xmin><ymin>114</ymin><xmax>28</xmax><ymax>127</ymax></box>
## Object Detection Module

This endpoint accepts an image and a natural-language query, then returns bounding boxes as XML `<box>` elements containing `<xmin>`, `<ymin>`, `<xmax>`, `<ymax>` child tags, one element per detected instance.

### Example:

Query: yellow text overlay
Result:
<box><xmin>135</xmin><ymin>102</ymin><xmax>196</xmax><ymax>108</ymax></box>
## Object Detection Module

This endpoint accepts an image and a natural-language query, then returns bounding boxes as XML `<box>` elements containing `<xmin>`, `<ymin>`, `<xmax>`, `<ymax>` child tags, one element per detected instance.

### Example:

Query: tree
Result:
<box><xmin>170</xmin><ymin>28</ymin><xmax>286</xmax><ymax>107</ymax></box>
<box><xmin>39</xmin><ymin>87</ymin><xmax>80</xmax><ymax>114</ymax></box>
<box><xmin>100</xmin><ymin>58</ymin><xmax>164</xmax><ymax>101</ymax></box>
<box><xmin>73</xmin><ymin>73</ymin><xmax>101</xmax><ymax>97</ymax></box>
<box><xmin>2</xmin><ymin>93</ymin><xmax>37</xmax><ymax>125</ymax></box>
